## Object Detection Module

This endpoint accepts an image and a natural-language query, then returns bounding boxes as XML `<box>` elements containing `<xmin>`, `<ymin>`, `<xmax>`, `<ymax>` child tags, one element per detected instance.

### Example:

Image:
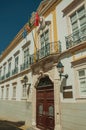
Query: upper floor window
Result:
<box><xmin>24</xmin><ymin>48</ymin><xmax>29</xmax><ymax>63</ymax></box>
<box><xmin>0</xmin><ymin>69</ymin><xmax>2</xmax><ymax>79</ymax></box>
<box><xmin>70</xmin><ymin>6</ymin><xmax>86</xmax><ymax>32</ymax></box>
<box><xmin>78</xmin><ymin>68</ymin><xmax>86</xmax><ymax>97</ymax></box>
<box><xmin>8</xmin><ymin>62</ymin><xmax>11</xmax><ymax>72</ymax></box>
<box><xmin>65</xmin><ymin>5</ymin><xmax>86</xmax><ymax>49</ymax></box>
<box><xmin>3</xmin><ymin>65</ymin><xmax>6</xmax><ymax>76</ymax></box>
<box><xmin>15</xmin><ymin>56</ymin><xmax>19</xmax><ymax>68</ymax></box>
<box><xmin>40</xmin><ymin>29</ymin><xmax>49</xmax><ymax>48</ymax></box>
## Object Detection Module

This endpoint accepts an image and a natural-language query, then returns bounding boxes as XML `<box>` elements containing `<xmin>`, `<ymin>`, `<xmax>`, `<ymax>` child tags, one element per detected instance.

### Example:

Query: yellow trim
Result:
<box><xmin>72</xmin><ymin>52</ymin><xmax>75</xmax><ymax>61</ymax></box>
<box><xmin>52</xmin><ymin>8</ymin><xmax>58</xmax><ymax>52</ymax></box>
<box><xmin>34</xmin><ymin>28</ymin><xmax>37</xmax><ymax>52</ymax></box>
<box><xmin>74</xmin><ymin>55</ymin><xmax>86</xmax><ymax>61</ymax></box>
<box><xmin>49</xmin><ymin>23</ymin><xmax>52</xmax><ymax>43</ymax></box>
<box><xmin>43</xmin><ymin>0</ymin><xmax>62</xmax><ymax>18</ymax></box>
<box><xmin>34</xmin><ymin>28</ymin><xmax>38</xmax><ymax>61</ymax></box>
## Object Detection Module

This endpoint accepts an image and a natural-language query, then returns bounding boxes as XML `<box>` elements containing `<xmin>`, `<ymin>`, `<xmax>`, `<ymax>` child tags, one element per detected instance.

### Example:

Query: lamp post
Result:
<box><xmin>55</xmin><ymin>61</ymin><xmax>68</xmax><ymax>130</ymax></box>
<box><xmin>23</xmin><ymin>75</ymin><xmax>31</xmax><ymax>94</ymax></box>
<box><xmin>57</xmin><ymin>61</ymin><xmax>68</xmax><ymax>79</ymax></box>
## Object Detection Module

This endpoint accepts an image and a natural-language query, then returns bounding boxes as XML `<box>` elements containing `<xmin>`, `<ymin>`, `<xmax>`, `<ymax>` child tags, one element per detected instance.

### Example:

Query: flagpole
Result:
<box><xmin>31</xmin><ymin>30</ymin><xmax>37</xmax><ymax>51</ymax></box>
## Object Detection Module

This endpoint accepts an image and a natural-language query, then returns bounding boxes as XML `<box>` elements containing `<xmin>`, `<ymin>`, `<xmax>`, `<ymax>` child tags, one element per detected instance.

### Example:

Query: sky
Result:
<box><xmin>0</xmin><ymin>0</ymin><xmax>42</xmax><ymax>54</ymax></box>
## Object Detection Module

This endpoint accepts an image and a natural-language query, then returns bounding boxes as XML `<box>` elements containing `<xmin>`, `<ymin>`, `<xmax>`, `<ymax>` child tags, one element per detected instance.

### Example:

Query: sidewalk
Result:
<box><xmin>20</xmin><ymin>125</ymin><xmax>34</xmax><ymax>130</ymax></box>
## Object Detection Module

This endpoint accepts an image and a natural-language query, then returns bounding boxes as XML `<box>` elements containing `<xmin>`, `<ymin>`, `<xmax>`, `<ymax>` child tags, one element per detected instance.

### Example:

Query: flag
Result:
<box><xmin>26</xmin><ymin>19</ymin><xmax>32</xmax><ymax>32</ymax></box>
<box><xmin>34</xmin><ymin>12</ymin><xmax>40</xmax><ymax>26</ymax></box>
<box><xmin>22</xmin><ymin>28</ymin><xmax>27</xmax><ymax>38</ymax></box>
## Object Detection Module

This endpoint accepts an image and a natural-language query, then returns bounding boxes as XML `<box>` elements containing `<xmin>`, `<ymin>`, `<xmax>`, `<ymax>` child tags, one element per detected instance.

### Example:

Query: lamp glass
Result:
<box><xmin>23</xmin><ymin>75</ymin><xmax>28</xmax><ymax>83</ymax></box>
<box><xmin>57</xmin><ymin>61</ymin><xmax>64</xmax><ymax>73</ymax></box>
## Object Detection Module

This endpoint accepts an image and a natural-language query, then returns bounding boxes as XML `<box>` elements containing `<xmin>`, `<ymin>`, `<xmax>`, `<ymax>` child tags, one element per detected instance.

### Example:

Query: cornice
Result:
<box><xmin>62</xmin><ymin>0</ymin><xmax>84</xmax><ymax>16</ymax></box>
<box><xmin>37</xmin><ymin>0</ymin><xmax>62</xmax><ymax>17</ymax></box>
<box><xmin>59</xmin><ymin>41</ymin><xmax>86</xmax><ymax>59</ymax></box>
<box><xmin>22</xmin><ymin>40</ymin><xmax>31</xmax><ymax>49</ymax></box>
<box><xmin>71</xmin><ymin>56</ymin><xmax>86</xmax><ymax>67</ymax></box>
<box><xmin>14</xmin><ymin>50</ymin><xmax>20</xmax><ymax>57</ymax></box>
<box><xmin>8</xmin><ymin>57</ymin><xmax>12</xmax><ymax>62</ymax></box>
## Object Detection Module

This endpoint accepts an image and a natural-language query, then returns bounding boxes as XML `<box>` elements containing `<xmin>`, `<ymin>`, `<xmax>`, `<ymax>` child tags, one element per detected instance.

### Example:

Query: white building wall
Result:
<box><xmin>0</xmin><ymin>30</ymin><xmax>34</xmax><ymax>100</ymax></box>
<box><xmin>56</xmin><ymin>0</ymin><xmax>73</xmax><ymax>51</ymax></box>
<box><xmin>0</xmin><ymin>31</ymin><xmax>33</xmax><ymax>124</ymax></box>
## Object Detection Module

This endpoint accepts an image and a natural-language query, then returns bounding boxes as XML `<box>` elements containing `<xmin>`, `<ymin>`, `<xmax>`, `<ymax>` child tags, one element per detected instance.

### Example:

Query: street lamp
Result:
<box><xmin>23</xmin><ymin>75</ymin><xmax>31</xmax><ymax>89</ymax></box>
<box><xmin>57</xmin><ymin>61</ymin><xmax>68</xmax><ymax>79</ymax></box>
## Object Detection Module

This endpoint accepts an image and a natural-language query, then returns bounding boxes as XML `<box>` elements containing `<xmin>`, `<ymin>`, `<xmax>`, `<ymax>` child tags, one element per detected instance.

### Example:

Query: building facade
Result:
<box><xmin>0</xmin><ymin>0</ymin><xmax>86</xmax><ymax>130</ymax></box>
<box><xmin>57</xmin><ymin>0</ymin><xmax>86</xmax><ymax>130</ymax></box>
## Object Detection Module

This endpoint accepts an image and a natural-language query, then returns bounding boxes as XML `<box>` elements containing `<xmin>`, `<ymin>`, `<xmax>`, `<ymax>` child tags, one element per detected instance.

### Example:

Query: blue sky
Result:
<box><xmin>0</xmin><ymin>0</ymin><xmax>42</xmax><ymax>54</ymax></box>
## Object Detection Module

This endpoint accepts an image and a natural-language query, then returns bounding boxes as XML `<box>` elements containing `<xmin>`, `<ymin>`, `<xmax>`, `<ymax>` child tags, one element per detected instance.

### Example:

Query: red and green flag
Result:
<box><xmin>34</xmin><ymin>12</ymin><xmax>40</xmax><ymax>26</ymax></box>
<box><xmin>26</xmin><ymin>19</ymin><xmax>32</xmax><ymax>32</ymax></box>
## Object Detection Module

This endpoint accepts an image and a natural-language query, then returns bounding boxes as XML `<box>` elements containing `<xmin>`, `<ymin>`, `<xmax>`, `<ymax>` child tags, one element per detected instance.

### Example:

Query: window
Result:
<box><xmin>8</xmin><ymin>62</ymin><xmax>11</xmax><ymax>72</ymax></box>
<box><xmin>22</xmin><ymin>85</ymin><xmax>27</xmax><ymax>97</ymax></box>
<box><xmin>24</xmin><ymin>48</ymin><xmax>29</xmax><ymax>63</ymax></box>
<box><xmin>70</xmin><ymin>6</ymin><xmax>86</xmax><ymax>32</ymax></box>
<box><xmin>0</xmin><ymin>69</ymin><xmax>2</xmax><ymax>80</ymax></box>
<box><xmin>1</xmin><ymin>87</ymin><xmax>4</xmax><ymax>99</ymax></box>
<box><xmin>3</xmin><ymin>65</ymin><xmax>6</xmax><ymax>76</ymax></box>
<box><xmin>6</xmin><ymin>87</ymin><xmax>9</xmax><ymax>99</ymax></box>
<box><xmin>40</xmin><ymin>29</ymin><xmax>49</xmax><ymax>48</ymax></box>
<box><xmin>13</xmin><ymin>86</ymin><xmax>16</xmax><ymax>98</ymax></box>
<box><xmin>78</xmin><ymin>69</ymin><xmax>86</xmax><ymax>97</ymax></box>
<box><xmin>40</xmin><ymin>30</ymin><xmax>50</xmax><ymax>58</ymax></box>
<box><xmin>15</xmin><ymin>56</ymin><xmax>19</xmax><ymax>68</ymax></box>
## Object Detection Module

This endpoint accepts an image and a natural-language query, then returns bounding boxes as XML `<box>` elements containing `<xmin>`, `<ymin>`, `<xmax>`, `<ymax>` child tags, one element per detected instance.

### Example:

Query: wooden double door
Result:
<box><xmin>36</xmin><ymin>87</ymin><xmax>54</xmax><ymax>130</ymax></box>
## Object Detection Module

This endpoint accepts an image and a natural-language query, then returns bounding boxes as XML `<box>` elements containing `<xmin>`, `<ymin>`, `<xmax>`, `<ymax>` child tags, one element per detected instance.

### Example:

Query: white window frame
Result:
<box><xmin>15</xmin><ymin>56</ymin><xmax>19</xmax><ymax>68</ymax></box>
<box><xmin>13</xmin><ymin>86</ymin><xmax>16</xmax><ymax>98</ymax></box>
<box><xmin>70</xmin><ymin>5</ymin><xmax>86</xmax><ymax>33</ymax></box>
<box><xmin>40</xmin><ymin>29</ymin><xmax>49</xmax><ymax>48</ymax></box>
<box><xmin>8</xmin><ymin>62</ymin><xmax>11</xmax><ymax>73</ymax></box>
<box><xmin>78</xmin><ymin>68</ymin><xmax>86</xmax><ymax>97</ymax></box>
<box><xmin>6</xmin><ymin>87</ymin><xmax>9</xmax><ymax>99</ymax></box>
<box><xmin>1</xmin><ymin>87</ymin><xmax>4</xmax><ymax>99</ymax></box>
<box><xmin>22</xmin><ymin>85</ymin><xmax>27</xmax><ymax>98</ymax></box>
<box><xmin>0</xmin><ymin>69</ymin><xmax>2</xmax><ymax>80</ymax></box>
<box><xmin>23</xmin><ymin>47</ymin><xmax>29</xmax><ymax>63</ymax></box>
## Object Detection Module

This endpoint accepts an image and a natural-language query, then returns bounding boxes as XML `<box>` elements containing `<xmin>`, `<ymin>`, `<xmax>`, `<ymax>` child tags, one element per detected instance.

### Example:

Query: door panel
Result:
<box><xmin>36</xmin><ymin>88</ymin><xmax>54</xmax><ymax>130</ymax></box>
<box><xmin>37</xmin><ymin>101</ymin><xmax>46</xmax><ymax>129</ymax></box>
<box><xmin>46</xmin><ymin>101</ymin><xmax>54</xmax><ymax>130</ymax></box>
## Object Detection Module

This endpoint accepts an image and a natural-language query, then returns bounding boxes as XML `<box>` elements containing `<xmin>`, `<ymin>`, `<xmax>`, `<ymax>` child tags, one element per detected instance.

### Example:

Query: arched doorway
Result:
<box><xmin>36</xmin><ymin>76</ymin><xmax>55</xmax><ymax>130</ymax></box>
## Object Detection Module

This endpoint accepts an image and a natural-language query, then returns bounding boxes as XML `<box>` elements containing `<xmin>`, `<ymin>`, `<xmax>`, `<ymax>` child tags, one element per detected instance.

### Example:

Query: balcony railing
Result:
<box><xmin>6</xmin><ymin>72</ymin><xmax>11</xmax><ymax>78</ymax></box>
<box><xmin>1</xmin><ymin>75</ymin><xmax>5</xmax><ymax>81</ymax></box>
<box><xmin>0</xmin><ymin>41</ymin><xmax>61</xmax><ymax>81</ymax></box>
<box><xmin>30</xmin><ymin>41</ymin><xmax>61</xmax><ymax>64</ymax></box>
<box><xmin>20</xmin><ymin>61</ymin><xmax>30</xmax><ymax>72</ymax></box>
<box><xmin>12</xmin><ymin>67</ymin><xmax>18</xmax><ymax>75</ymax></box>
<box><xmin>65</xmin><ymin>24</ymin><xmax>86</xmax><ymax>49</ymax></box>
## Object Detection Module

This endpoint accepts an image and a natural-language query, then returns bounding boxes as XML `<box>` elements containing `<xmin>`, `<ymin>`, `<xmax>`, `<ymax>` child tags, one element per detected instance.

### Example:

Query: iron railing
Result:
<box><xmin>65</xmin><ymin>24</ymin><xmax>86</xmax><ymax>49</ymax></box>
<box><xmin>12</xmin><ymin>67</ymin><xmax>18</xmax><ymax>75</ymax></box>
<box><xmin>20</xmin><ymin>61</ymin><xmax>30</xmax><ymax>72</ymax></box>
<box><xmin>6</xmin><ymin>72</ymin><xmax>11</xmax><ymax>78</ymax></box>
<box><xmin>30</xmin><ymin>41</ymin><xmax>61</xmax><ymax>64</ymax></box>
<box><xmin>0</xmin><ymin>41</ymin><xmax>61</xmax><ymax>81</ymax></box>
<box><xmin>1</xmin><ymin>75</ymin><xmax>5</xmax><ymax>81</ymax></box>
